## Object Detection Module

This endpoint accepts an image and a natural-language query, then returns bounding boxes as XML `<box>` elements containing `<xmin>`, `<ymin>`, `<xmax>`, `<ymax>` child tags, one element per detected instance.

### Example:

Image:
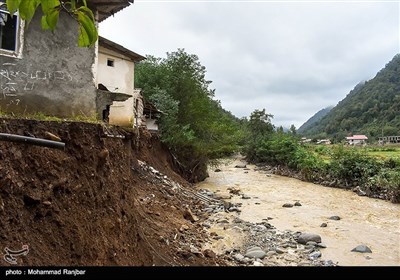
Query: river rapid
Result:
<box><xmin>197</xmin><ymin>157</ymin><xmax>400</xmax><ymax>266</ymax></box>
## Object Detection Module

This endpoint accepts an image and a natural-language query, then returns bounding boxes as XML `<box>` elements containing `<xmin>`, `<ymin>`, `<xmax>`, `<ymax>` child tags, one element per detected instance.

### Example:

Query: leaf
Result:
<box><xmin>77</xmin><ymin>11</ymin><xmax>97</xmax><ymax>46</ymax></box>
<box><xmin>6</xmin><ymin>0</ymin><xmax>22</xmax><ymax>15</ymax></box>
<box><xmin>45</xmin><ymin>9</ymin><xmax>59</xmax><ymax>31</ymax></box>
<box><xmin>77</xmin><ymin>5</ymin><xmax>95</xmax><ymax>22</ymax></box>
<box><xmin>18</xmin><ymin>0</ymin><xmax>40</xmax><ymax>23</ymax></box>
<box><xmin>41</xmin><ymin>0</ymin><xmax>60</xmax><ymax>14</ymax></box>
<box><xmin>41</xmin><ymin>15</ymin><xmax>50</xmax><ymax>30</ymax></box>
<box><xmin>78</xmin><ymin>25</ymin><xmax>90</xmax><ymax>47</ymax></box>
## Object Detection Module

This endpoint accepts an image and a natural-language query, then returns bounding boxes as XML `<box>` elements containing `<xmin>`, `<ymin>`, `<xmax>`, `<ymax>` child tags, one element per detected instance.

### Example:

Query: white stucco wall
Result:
<box><xmin>97</xmin><ymin>46</ymin><xmax>135</xmax><ymax>126</ymax></box>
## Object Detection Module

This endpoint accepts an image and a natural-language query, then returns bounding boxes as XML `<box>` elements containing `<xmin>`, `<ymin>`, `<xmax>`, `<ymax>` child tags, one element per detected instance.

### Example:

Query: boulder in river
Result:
<box><xmin>294</xmin><ymin>201</ymin><xmax>302</xmax><ymax>206</ymax></box>
<box><xmin>329</xmin><ymin>216</ymin><xmax>341</xmax><ymax>220</ymax></box>
<box><xmin>351</xmin><ymin>245</ymin><xmax>372</xmax><ymax>253</ymax></box>
<box><xmin>297</xmin><ymin>233</ymin><xmax>322</xmax><ymax>244</ymax></box>
<box><xmin>214</xmin><ymin>168</ymin><xmax>222</xmax><ymax>172</ymax></box>
<box><xmin>282</xmin><ymin>203</ymin><xmax>294</xmax><ymax>208</ymax></box>
<box><xmin>320</xmin><ymin>223</ymin><xmax>328</xmax><ymax>227</ymax></box>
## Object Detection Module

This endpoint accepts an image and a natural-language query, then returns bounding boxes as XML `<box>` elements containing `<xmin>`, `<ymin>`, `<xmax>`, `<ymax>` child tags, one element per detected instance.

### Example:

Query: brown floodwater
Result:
<box><xmin>197</xmin><ymin>158</ymin><xmax>400</xmax><ymax>266</ymax></box>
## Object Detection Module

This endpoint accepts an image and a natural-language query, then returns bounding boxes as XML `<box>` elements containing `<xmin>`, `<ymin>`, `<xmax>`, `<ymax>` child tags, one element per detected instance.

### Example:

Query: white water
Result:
<box><xmin>197</xmin><ymin>158</ymin><xmax>400</xmax><ymax>266</ymax></box>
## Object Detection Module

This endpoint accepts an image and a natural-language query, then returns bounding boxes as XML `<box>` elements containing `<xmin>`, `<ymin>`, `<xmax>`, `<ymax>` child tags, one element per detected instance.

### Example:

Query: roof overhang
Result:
<box><xmin>99</xmin><ymin>36</ymin><xmax>146</xmax><ymax>62</ymax></box>
<box><xmin>87</xmin><ymin>0</ymin><xmax>133</xmax><ymax>22</ymax></box>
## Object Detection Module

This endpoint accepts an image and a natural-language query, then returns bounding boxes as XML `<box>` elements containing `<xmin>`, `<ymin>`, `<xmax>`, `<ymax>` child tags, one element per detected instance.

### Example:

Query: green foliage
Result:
<box><xmin>135</xmin><ymin>49</ymin><xmax>243</xmax><ymax>181</ymax></box>
<box><xmin>300</xmin><ymin>54</ymin><xmax>400</xmax><ymax>140</ymax></box>
<box><xmin>371</xmin><ymin>169</ymin><xmax>400</xmax><ymax>202</ymax></box>
<box><xmin>329</xmin><ymin>146</ymin><xmax>383</xmax><ymax>186</ymax></box>
<box><xmin>6</xmin><ymin>0</ymin><xmax>97</xmax><ymax>47</ymax></box>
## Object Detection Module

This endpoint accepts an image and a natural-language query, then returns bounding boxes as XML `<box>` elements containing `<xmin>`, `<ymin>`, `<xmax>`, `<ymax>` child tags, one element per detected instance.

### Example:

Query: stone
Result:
<box><xmin>320</xmin><ymin>223</ymin><xmax>328</xmax><ymax>227</ymax></box>
<box><xmin>98</xmin><ymin>149</ymin><xmax>109</xmax><ymax>160</ymax></box>
<box><xmin>351</xmin><ymin>245</ymin><xmax>372</xmax><ymax>253</ymax></box>
<box><xmin>42</xmin><ymin>201</ymin><xmax>52</xmax><ymax>206</ymax></box>
<box><xmin>179</xmin><ymin>224</ymin><xmax>189</xmax><ymax>232</ymax></box>
<box><xmin>229</xmin><ymin>207</ymin><xmax>241</xmax><ymax>213</ymax></box>
<box><xmin>183</xmin><ymin>207</ymin><xmax>199</xmax><ymax>222</ymax></box>
<box><xmin>44</xmin><ymin>131</ymin><xmax>62</xmax><ymax>142</ymax></box>
<box><xmin>213</xmin><ymin>236</ymin><xmax>224</xmax><ymax>240</ymax></box>
<box><xmin>202</xmin><ymin>222</ymin><xmax>211</xmax><ymax>228</ymax></box>
<box><xmin>190</xmin><ymin>245</ymin><xmax>201</xmax><ymax>255</ymax></box>
<box><xmin>294</xmin><ymin>201</ymin><xmax>302</xmax><ymax>206</ymax></box>
<box><xmin>245</xmin><ymin>250</ymin><xmax>266</xmax><ymax>259</ymax></box>
<box><xmin>241</xmin><ymin>194</ymin><xmax>251</xmax><ymax>199</ymax></box>
<box><xmin>306</xmin><ymin>241</ymin><xmax>317</xmax><ymax>246</ymax></box>
<box><xmin>282</xmin><ymin>203</ymin><xmax>294</xmax><ymax>208</ymax></box>
<box><xmin>217</xmin><ymin>219</ymin><xmax>229</xmax><ymax>224</ymax></box>
<box><xmin>253</xmin><ymin>261</ymin><xmax>264</xmax><ymax>266</ymax></box>
<box><xmin>329</xmin><ymin>216</ymin><xmax>341</xmax><ymax>220</ymax></box>
<box><xmin>235</xmin><ymin>164</ymin><xmax>247</xmax><ymax>168</ymax></box>
<box><xmin>266</xmin><ymin>251</ymin><xmax>277</xmax><ymax>257</ymax></box>
<box><xmin>309</xmin><ymin>251</ymin><xmax>322</xmax><ymax>259</ymax></box>
<box><xmin>275</xmin><ymin>247</ymin><xmax>285</xmax><ymax>254</ymax></box>
<box><xmin>228</xmin><ymin>187</ymin><xmax>241</xmax><ymax>195</ymax></box>
<box><xmin>203</xmin><ymin>249</ymin><xmax>216</xmax><ymax>258</ymax></box>
<box><xmin>233</xmin><ymin>253</ymin><xmax>244</xmax><ymax>262</ymax></box>
<box><xmin>247</xmin><ymin>246</ymin><xmax>263</xmax><ymax>252</ymax></box>
<box><xmin>297</xmin><ymin>233</ymin><xmax>322</xmax><ymax>244</ymax></box>
<box><xmin>316</xmin><ymin>243</ymin><xmax>327</xmax><ymax>248</ymax></box>
<box><xmin>214</xmin><ymin>168</ymin><xmax>222</xmax><ymax>172</ymax></box>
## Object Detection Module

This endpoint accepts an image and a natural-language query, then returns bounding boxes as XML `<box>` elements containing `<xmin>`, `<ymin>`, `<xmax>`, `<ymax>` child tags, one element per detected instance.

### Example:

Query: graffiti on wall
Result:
<box><xmin>0</xmin><ymin>63</ymin><xmax>73</xmax><ymax>105</ymax></box>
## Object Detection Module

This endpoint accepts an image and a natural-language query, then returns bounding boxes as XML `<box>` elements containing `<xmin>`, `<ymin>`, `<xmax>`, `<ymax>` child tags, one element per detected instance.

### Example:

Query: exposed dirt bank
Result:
<box><xmin>0</xmin><ymin>118</ymin><xmax>224</xmax><ymax>266</ymax></box>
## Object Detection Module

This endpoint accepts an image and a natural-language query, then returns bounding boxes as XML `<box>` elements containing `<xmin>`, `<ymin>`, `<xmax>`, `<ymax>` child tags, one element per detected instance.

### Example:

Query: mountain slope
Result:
<box><xmin>298</xmin><ymin>106</ymin><xmax>333</xmax><ymax>134</ymax></box>
<box><xmin>300</xmin><ymin>54</ymin><xmax>400</xmax><ymax>140</ymax></box>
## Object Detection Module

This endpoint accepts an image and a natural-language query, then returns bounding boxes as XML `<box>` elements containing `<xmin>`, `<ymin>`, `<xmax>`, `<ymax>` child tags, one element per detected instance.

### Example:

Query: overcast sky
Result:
<box><xmin>99</xmin><ymin>0</ymin><xmax>400</xmax><ymax>128</ymax></box>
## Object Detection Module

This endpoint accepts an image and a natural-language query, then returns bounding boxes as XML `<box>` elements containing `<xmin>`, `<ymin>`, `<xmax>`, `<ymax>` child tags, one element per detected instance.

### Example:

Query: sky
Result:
<box><xmin>99</xmin><ymin>0</ymin><xmax>400</xmax><ymax>128</ymax></box>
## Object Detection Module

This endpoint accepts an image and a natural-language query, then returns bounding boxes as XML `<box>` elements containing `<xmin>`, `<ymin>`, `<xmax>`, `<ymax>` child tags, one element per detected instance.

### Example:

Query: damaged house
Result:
<box><xmin>0</xmin><ymin>0</ymin><xmax>147</xmax><ymax>128</ymax></box>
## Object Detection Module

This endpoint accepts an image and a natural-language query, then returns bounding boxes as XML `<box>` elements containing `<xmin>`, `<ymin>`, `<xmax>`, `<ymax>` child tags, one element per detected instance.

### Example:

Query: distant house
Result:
<box><xmin>378</xmin><ymin>136</ymin><xmax>400</xmax><ymax>144</ymax></box>
<box><xmin>300</xmin><ymin>137</ymin><xmax>312</xmax><ymax>144</ymax></box>
<box><xmin>0</xmin><ymin>0</ymin><xmax>137</xmax><ymax>121</ymax></box>
<box><xmin>346</xmin><ymin>135</ymin><xmax>368</xmax><ymax>145</ymax></box>
<box><xmin>317</xmin><ymin>139</ymin><xmax>331</xmax><ymax>145</ymax></box>
<box><xmin>97</xmin><ymin>36</ymin><xmax>145</xmax><ymax>127</ymax></box>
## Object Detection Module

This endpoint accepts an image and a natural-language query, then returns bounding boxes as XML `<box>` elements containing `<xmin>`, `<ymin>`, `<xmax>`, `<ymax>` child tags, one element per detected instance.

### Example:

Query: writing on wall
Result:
<box><xmin>0</xmin><ymin>64</ymin><xmax>74</xmax><ymax>104</ymax></box>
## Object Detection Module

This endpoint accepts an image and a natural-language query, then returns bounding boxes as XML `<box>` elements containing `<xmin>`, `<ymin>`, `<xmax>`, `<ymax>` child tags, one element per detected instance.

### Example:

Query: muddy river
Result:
<box><xmin>197</xmin><ymin>158</ymin><xmax>400</xmax><ymax>266</ymax></box>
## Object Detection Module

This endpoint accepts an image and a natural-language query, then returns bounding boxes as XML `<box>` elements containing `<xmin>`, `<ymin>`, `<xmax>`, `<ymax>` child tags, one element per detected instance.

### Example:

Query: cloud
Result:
<box><xmin>100</xmin><ymin>1</ymin><xmax>400</xmax><ymax>128</ymax></box>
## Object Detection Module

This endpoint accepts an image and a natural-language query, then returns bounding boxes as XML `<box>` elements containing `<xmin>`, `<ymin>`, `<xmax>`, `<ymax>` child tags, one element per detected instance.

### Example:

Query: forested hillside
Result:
<box><xmin>300</xmin><ymin>54</ymin><xmax>400</xmax><ymax>141</ymax></box>
<box><xmin>298</xmin><ymin>106</ymin><xmax>333</xmax><ymax>134</ymax></box>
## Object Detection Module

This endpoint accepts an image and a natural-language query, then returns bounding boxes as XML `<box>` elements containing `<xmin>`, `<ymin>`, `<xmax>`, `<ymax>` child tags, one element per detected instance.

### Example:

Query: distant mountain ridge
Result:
<box><xmin>299</xmin><ymin>53</ymin><xmax>400</xmax><ymax>141</ymax></box>
<box><xmin>298</xmin><ymin>106</ymin><xmax>333</xmax><ymax>134</ymax></box>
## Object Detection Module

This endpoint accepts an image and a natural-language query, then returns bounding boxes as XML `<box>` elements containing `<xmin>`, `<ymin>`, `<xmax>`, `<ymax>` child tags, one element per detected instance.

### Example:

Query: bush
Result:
<box><xmin>329</xmin><ymin>146</ymin><xmax>382</xmax><ymax>187</ymax></box>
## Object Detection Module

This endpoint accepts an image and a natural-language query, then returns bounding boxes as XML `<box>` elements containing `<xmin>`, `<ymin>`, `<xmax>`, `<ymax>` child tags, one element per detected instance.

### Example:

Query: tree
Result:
<box><xmin>5</xmin><ymin>0</ymin><xmax>97</xmax><ymax>47</ymax></box>
<box><xmin>135</xmin><ymin>49</ymin><xmax>243</xmax><ymax>182</ymax></box>
<box><xmin>289</xmin><ymin>124</ymin><xmax>297</xmax><ymax>135</ymax></box>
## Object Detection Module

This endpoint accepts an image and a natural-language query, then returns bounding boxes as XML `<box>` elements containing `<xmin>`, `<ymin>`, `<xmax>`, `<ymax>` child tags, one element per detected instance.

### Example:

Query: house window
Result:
<box><xmin>107</xmin><ymin>59</ymin><xmax>114</xmax><ymax>67</ymax></box>
<box><xmin>0</xmin><ymin>3</ymin><xmax>23</xmax><ymax>57</ymax></box>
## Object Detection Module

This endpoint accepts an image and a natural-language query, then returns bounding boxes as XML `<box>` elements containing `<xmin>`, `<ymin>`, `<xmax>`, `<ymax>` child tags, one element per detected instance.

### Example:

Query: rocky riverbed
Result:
<box><xmin>197</xmin><ymin>188</ymin><xmax>336</xmax><ymax>266</ymax></box>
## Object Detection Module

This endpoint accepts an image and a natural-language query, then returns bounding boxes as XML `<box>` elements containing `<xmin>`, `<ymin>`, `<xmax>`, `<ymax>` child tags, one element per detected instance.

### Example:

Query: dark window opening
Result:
<box><xmin>102</xmin><ymin>105</ymin><xmax>110</xmax><ymax>123</ymax></box>
<box><xmin>0</xmin><ymin>8</ymin><xmax>17</xmax><ymax>51</ymax></box>
<box><xmin>107</xmin><ymin>59</ymin><xmax>114</xmax><ymax>67</ymax></box>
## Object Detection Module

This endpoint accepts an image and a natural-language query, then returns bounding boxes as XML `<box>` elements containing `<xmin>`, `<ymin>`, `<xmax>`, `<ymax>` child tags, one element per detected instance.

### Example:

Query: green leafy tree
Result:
<box><xmin>5</xmin><ymin>0</ymin><xmax>97</xmax><ymax>46</ymax></box>
<box><xmin>135</xmin><ymin>49</ymin><xmax>243</xmax><ymax>182</ymax></box>
<box><xmin>289</xmin><ymin>124</ymin><xmax>297</xmax><ymax>135</ymax></box>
